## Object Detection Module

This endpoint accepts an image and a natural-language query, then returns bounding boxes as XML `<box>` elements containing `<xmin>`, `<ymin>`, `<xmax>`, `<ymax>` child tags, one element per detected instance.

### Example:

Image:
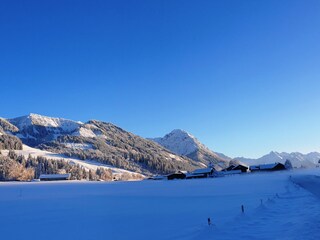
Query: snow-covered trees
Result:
<box><xmin>0</xmin><ymin>135</ymin><xmax>23</xmax><ymax>150</ymax></box>
<box><xmin>285</xmin><ymin>159</ymin><xmax>293</xmax><ymax>169</ymax></box>
<box><xmin>0</xmin><ymin>152</ymin><xmax>114</xmax><ymax>181</ymax></box>
<box><xmin>0</xmin><ymin>155</ymin><xmax>34</xmax><ymax>181</ymax></box>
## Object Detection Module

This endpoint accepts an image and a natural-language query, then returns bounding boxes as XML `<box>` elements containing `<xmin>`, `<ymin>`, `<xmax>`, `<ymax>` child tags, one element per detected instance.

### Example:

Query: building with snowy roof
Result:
<box><xmin>224</xmin><ymin>164</ymin><xmax>249</xmax><ymax>173</ymax></box>
<box><xmin>39</xmin><ymin>173</ymin><xmax>71</xmax><ymax>181</ymax></box>
<box><xmin>249</xmin><ymin>163</ymin><xmax>286</xmax><ymax>172</ymax></box>
<box><xmin>186</xmin><ymin>167</ymin><xmax>214</xmax><ymax>179</ymax></box>
<box><xmin>167</xmin><ymin>172</ymin><xmax>186</xmax><ymax>180</ymax></box>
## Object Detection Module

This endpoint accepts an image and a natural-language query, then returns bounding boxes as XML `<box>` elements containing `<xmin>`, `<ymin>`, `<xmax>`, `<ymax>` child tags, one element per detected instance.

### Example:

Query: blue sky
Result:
<box><xmin>1</xmin><ymin>0</ymin><xmax>320</xmax><ymax>158</ymax></box>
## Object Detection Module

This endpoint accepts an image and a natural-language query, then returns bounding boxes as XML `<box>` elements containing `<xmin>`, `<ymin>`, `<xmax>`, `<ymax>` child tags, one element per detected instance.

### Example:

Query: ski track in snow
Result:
<box><xmin>0</xmin><ymin>170</ymin><xmax>320</xmax><ymax>240</ymax></box>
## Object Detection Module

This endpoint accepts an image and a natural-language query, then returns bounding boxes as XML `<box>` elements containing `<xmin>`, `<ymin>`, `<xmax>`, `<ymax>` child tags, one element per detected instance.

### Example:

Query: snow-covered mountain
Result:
<box><xmin>236</xmin><ymin>151</ymin><xmax>320</xmax><ymax>168</ymax></box>
<box><xmin>8</xmin><ymin>114</ymin><xmax>82</xmax><ymax>146</ymax></box>
<box><xmin>4</xmin><ymin>114</ymin><xmax>204</xmax><ymax>175</ymax></box>
<box><xmin>10</xmin><ymin>113</ymin><xmax>81</xmax><ymax>131</ymax></box>
<box><xmin>150</xmin><ymin>129</ymin><xmax>230</xmax><ymax>169</ymax></box>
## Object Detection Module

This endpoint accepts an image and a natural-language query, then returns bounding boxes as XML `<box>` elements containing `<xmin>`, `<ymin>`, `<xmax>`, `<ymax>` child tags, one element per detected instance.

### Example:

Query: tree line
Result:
<box><xmin>0</xmin><ymin>151</ymin><xmax>113</xmax><ymax>182</ymax></box>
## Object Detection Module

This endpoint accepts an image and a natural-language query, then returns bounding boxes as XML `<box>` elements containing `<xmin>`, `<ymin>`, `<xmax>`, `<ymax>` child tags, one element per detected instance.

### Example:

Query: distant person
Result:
<box><xmin>208</xmin><ymin>217</ymin><xmax>211</xmax><ymax>226</ymax></box>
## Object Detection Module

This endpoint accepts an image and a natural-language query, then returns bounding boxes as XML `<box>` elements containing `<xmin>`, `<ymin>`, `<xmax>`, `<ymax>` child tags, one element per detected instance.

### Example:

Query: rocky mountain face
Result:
<box><xmin>150</xmin><ymin>129</ymin><xmax>230</xmax><ymax>170</ymax></box>
<box><xmin>235</xmin><ymin>151</ymin><xmax>320</xmax><ymax>168</ymax></box>
<box><xmin>4</xmin><ymin>114</ymin><xmax>204</xmax><ymax>175</ymax></box>
<box><xmin>0</xmin><ymin>118</ymin><xmax>19</xmax><ymax>133</ymax></box>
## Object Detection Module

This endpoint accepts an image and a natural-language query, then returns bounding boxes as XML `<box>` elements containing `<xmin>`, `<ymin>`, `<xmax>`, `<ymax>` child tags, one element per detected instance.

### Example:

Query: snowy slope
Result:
<box><xmin>152</xmin><ymin>129</ymin><xmax>201</xmax><ymax>156</ymax></box>
<box><xmin>9</xmin><ymin>113</ymin><xmax>81</xmax><ymax>132</ymax></box>
<box><xmin>4</xmin><ymin>114</ymin><xmax>203</xmax><ymax>175</ymax></box>
<box><xmin>1</xmin><ymin>144</ymin><xmax>144</xmax><ymax>179</ymax></box>
<box><xmin>0</xmin><ymin>169</ymin><xmax>320</xmax><ymax>240</ymax></box>
<box><xmin>0</xmin><ymin>117</ymin><xmax>19</xmax><ymax>133</ymax></box>
<box><xmin>151</xmin><ymin>129</ymin><xmax>230</xmax><ymax>168</ymax></box>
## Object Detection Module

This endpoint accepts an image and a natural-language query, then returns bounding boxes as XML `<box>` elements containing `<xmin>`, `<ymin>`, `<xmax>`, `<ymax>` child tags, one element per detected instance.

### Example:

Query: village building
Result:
<box><xmin>250</xmin><ymin>162</ymin><xmax>286</xmax><ymax>172</ymax></box>
<box><xmin>39</xmin><ymin>173</ymin><xmax>71</xmax><ymax>181</ymax></box>
<box><xmin>221</xmin><ymin>164</ymin><xmax>249</xmax><ymax>174</ymax></box>
<box><xmin>186</xmin><ymin>167</ymin><xmax>214</xmax><ymax>179</ymax></box>
<box><xmin>231</xmin><ymin>164</ymin><xmax>249</xmax><ymax>173</ymax></box>
<box><xmin>226</xmin><ymin>165</ymin><xmax>236</xmax><ymax>171</ymax></box>
<box><xmin>167</xmin><ymin>172</ymin><xmax>186</xmax><ymax>180</ymax></box>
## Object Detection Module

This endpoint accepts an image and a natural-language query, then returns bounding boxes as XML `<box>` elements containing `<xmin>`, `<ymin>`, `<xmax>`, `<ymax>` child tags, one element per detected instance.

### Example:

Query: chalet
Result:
<box><xmin>216</xmin><ymin>169</ymin><xmax>242</xmax><ymax>176</ymax></box>
<box><xmin>167</xmin><ymin>172</ymin><xmax>186</xmax><ymax>180</ymax></box>
<box><xmin>226</xmin><ymin>165</ymin><xmax>236</xmax><ymax>171</ymax></box>
<box><xmin>232</xmin><ymin>164</ymin><xmax>249</xmax><ymax>173</ymax></box>
<box><xmin>39</xmin><ymin>173</ymin><xmax>71</xmax><ymax>181</ymax></box>
<box><xmin>186</xmin><ymin>168</ymin><xmax>214</xmax><ymax>179</ymax></box>
<box><xmin>250</xmin><ymin>162</ymin><xmax>286</xmax><ymax>172</ymax></box>
<box><xmin>222</xmin><ymin>164</ymin><xmax>249</xmax><ymax>173</ymax></box>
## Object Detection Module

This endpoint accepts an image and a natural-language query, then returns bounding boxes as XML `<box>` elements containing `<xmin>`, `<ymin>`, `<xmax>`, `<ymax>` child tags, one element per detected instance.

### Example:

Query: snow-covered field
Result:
<box><xmin>0</xmin><ymin>169</ymin><xmax>320</xmax><ymax>240</ymax></box>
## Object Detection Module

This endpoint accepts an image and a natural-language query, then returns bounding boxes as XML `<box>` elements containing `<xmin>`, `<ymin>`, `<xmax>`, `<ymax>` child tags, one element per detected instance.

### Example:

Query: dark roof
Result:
<box><xmin>250</xmin><ymin>162</ymin><xmax>285</xmax><ymax>170</ymax></box>
<box><xmin>226</xmin><ymin>165</ymin><xmax>236</xmax><ymax>171</ymax></box>
<box><xmin>224</xmin><ymin>164</ymin><xmax>248</xmax><ymax>171</ymax></box>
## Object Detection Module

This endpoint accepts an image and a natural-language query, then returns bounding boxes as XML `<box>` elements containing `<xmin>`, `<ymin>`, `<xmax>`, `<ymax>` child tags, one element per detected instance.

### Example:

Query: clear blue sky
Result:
<box><xmin>1</xmin><ymin>0</ymin><xmax>320</xmax><ymax>158</ymax></box>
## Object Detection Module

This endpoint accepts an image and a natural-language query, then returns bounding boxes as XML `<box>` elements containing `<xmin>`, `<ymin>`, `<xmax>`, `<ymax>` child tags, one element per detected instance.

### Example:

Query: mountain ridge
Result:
<box><xmin>4</xmin><ymin>113</ymin><xmax>205</xmax><ymax>175</ymax></box>
<box><xmin>235</xmin><ymin>151</ymin><xmax>320</xmax><ymax>168</ymax></box>
<box><xmin>150</xmin><ymin>129</ymin><xmax>230</xmax><ymax>169</ymax></box>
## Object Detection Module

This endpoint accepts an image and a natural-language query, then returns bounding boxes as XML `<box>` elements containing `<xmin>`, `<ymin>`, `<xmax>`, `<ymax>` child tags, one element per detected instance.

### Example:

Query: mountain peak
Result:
<box><xmin>170</xmin><ymin>129</ymin><xmax>189</xmax><ymax>134</ymax></box>
<box><xmin>9</xmin><ymin>113</ymin><xmax>81</xmax><ymax>132</ymax></box>
<box><xmin>150</xmin><ymin>129</ymin><xmax>230</xmax><ymax>168</ymax></box>
<box><xmin>153</xmin><ymin>129</ymin><xmax>199</xmax><ymax>156</ymax></box>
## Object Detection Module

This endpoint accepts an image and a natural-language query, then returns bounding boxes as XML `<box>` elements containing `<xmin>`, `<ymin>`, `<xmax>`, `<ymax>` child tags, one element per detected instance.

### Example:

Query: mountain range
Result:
<box><xmin>236</xmin><ymin>151</ymin><xmax>320</xmax><ymax>168</ymax></box>
<box><xmin>1</xmin><ymin>113</ymin><xmax>319</xmax><ymax>177</ymax></box>
<box><xmin>1</xmin><ymin>114</ymin><xmax>213</xmax><ymax>175</ymax></box>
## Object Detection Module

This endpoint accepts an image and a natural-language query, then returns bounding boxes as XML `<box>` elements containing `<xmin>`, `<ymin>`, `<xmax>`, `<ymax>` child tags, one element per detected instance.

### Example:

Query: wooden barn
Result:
<box><xmin>167</xmin><ymin>172</ymin><xmax>186</xmax><ymax>180</ymax></box>
<box><xmin>39</xmin><ymin>173</ymin><xmax>71</xmax><ymax>181</ymax></box>
<box><xmin>224</xmin><ymin>164</ymin><xmax>248</xmax><ymax>173</ymax></box>
<box><xmin>226</xmin><ymin>165</ymin><xmax>236</xmax><ymax>171</ymax></box>
<box><xmin>232</xmin><ymin>164</ymin><xmax>249</xmax><ymax>173</ymax></box>
<box><xmin>250</xmin><ymin>162</ymin><xmax>286</xmax><ymax>172</ymax></box>
<box><xmin>186</xmin><ymin>167</ymin><xmax>214</xmax><ymax>179</ymax></box>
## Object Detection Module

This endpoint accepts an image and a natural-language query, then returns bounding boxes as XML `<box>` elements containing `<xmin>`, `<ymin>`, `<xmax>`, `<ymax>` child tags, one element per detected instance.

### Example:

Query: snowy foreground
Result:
<box><xmin>1</xmin><ymin>170</ymin><xmax>320</xmax><ymax>240</ymax></box>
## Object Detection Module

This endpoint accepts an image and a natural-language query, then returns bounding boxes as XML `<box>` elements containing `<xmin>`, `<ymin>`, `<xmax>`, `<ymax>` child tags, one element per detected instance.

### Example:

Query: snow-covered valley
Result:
<box><xmin>1</xmin><ymin>169</ymin><xmax>320</xmax><ymax>240</ymax></box>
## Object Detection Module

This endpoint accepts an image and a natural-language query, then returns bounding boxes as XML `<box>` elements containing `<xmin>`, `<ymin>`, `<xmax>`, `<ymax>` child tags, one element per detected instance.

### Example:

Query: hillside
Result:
<box><xmin>5</xmin><ymin>114</ymin><xmax>203</xmax><ymax>175</ymax></box>
<box><xmin>0</xmin><ymin>118</ymin><xmax>23</xmax><ymax>150</ymax></box>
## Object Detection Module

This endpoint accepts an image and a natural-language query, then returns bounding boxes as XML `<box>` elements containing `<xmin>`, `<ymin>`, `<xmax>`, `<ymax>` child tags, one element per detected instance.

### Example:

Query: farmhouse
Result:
<box><xmin>231</xmin><ymin>164</ymin><xmax>249</xmax><ymax>173</ymax></box>
<box><xmin>250</xmin><ymin>162</ymin><xmax>286</xmax><ymax>172</ymax></box>
<box><xmin>226</xmin><ymin>165</ymin><xmax>236</xmax><ymax>171</ymax></box>
<box><xmin>39</xmin><ymin>174</ymin><xmax>71</xmax><ymax>181</ymax></box>
<box><xmin>223</xmin><ymin>164</ymin><xmax>249</xmax><ymax>173</ymax></box>
<box><xmin>167</xmin><ymin>172</ymin><xmax>186</xmax><ymax>180</ymax></box>
<box><xmin>186</xmin><ymin>167</ymin><xmax>214</xmax><ymax>179</ymax></box>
